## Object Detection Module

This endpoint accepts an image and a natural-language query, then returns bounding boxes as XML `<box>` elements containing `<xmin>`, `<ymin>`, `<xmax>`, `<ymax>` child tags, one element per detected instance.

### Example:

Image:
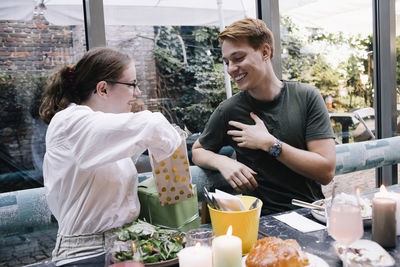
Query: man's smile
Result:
<box><xmin>234</xmin><ymin>73</ymin><xmax>247</xmax><ymax>82</ymax></box>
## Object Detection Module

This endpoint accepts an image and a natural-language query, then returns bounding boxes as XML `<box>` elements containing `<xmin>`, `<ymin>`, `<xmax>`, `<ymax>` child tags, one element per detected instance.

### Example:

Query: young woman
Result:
<box><xmin>40</xmin><ymin>47</ymin><xmax>181</xmax><ymax>264</ymax></box>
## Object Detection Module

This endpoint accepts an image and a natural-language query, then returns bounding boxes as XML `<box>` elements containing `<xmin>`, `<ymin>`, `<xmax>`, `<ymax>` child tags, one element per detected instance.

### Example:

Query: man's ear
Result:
<box><xmin>262</xmin><ymin>44</ymin><xmax>271</xmax><ymax>61</ymax></box>
<box><xmin>95</xmin><ymin>81</ymin><xmax>108</xmax><ymax>96</ymax></box>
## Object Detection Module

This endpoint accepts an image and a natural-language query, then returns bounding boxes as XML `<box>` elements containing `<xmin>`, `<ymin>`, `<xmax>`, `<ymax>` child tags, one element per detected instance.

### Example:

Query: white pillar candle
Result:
<box><xmin>178</xmin><ymin>243</ymin><xmax>212</xmax><ymax>267</ymax></box>
<box><xmin>375</xmin><ymin>186</ymin><xmax>400</xmax><ymax>235</ymax></box>
<box><xmin>372</xmin><ymin>185</ymin><xmax>397</xmax><ymax>247</ymax></box>
<box><xmin>212</xmin><ymin>225</ymin><xmax>242</xmax><ymax>267</ymax></box>
<box><xmin>386</xmin><ymin>192</ymin><xmax>400</xmax><ymax>235</ymax></box>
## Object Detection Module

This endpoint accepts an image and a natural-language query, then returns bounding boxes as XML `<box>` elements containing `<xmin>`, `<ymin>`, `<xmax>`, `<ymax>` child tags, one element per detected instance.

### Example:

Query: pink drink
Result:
<box><xmin>328</xmin><ymin>204</ymin><xmax>363</xmax><ymax>246</ymax></box>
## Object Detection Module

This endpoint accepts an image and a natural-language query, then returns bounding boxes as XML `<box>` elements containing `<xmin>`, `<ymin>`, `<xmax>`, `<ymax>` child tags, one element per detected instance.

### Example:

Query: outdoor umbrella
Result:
<box><xmin>0</xmin><ymin>0</ymin><xmax>254</xmax><ymax>26</ymax></box>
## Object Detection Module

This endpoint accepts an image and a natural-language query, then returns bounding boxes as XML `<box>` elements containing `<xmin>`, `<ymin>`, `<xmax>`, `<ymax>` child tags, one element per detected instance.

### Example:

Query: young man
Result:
<box><xmin>191</xmin><ymin>18</ymin><xmax>336</xmax><ymax>215</ymax></box>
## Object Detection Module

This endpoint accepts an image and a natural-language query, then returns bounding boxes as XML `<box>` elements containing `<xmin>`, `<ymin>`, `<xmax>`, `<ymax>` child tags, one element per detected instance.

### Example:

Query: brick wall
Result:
<box><xmin>105</xmin><ymin>25</ymin><xmax>158</xmax><ymax>110</ymax></box>
<box><xmin>0</xmin><ymin>14</ymin><xmax>77</xmax><ymax>179</ymax></box>
<box><xmin>0</xmin><ymin>15</ymin><xmax>77</xmax><ymax>72</ymax></box>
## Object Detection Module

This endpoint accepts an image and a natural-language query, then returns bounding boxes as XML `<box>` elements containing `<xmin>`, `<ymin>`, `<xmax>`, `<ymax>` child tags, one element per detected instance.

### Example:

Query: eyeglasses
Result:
<box><xmin>93</xmin><ymin>80</ymin><xmax>139</xmax><ymax>94</ymax></box>
<box><xmin>106</xmin><ymin>80</ymin><xmax>138</xmax><ymax>89</ymax></box>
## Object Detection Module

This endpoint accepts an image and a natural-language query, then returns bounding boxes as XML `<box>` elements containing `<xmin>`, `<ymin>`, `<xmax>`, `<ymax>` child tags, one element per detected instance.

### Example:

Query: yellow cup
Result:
<box><xmin>208</xmin><ymin>195</ymin><xmax>262</xmax><ymax>255</ymax></box>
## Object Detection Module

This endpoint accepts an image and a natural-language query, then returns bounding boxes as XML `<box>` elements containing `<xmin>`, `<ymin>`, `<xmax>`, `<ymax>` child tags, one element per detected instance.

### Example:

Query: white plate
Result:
<box><xmin>333</xmin><ymin>239</ymin><xmax>395</xmax><ymax>267</ymax></box>
<box><xmin>310</xmin><ymin>199</ymin><xmax>372</xmax><ymax>226</ymax></box>
<box><xmin>242</xmin><ymin>252</ymin><xmax>328</xmax><ymax>267</ymax></box>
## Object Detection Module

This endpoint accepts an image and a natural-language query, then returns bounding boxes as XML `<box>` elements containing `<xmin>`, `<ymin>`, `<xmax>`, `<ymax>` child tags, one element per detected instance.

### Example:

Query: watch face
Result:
<box><xmin>270</xmin><ymin>146</ymin><xmax>279</xmax><ymax>157</ymax></box>
<box><xmin>269</xmin><ymin>140</ymin><xmax>282</xmax><ymax>157</ymax></box>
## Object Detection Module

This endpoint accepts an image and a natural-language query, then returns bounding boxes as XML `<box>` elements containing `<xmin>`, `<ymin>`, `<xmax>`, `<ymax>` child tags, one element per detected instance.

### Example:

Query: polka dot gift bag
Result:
<box><xmin>149</xmin><ymin>126</ymin><xmax>194</xmax><ymax>206</ymax></box>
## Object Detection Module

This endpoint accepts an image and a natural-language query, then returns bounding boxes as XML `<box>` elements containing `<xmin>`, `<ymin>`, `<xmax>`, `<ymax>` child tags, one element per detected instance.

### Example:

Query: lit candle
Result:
<box><xmin>372</xmin><ymin>185</ymin><xmax>397</xmax><ymax>247</ymax></box>
<box><xmin>382</xmin><ymin>191</ymin><xmax>400</xmax><ymax>235</ymax></box>
<box><xmin>374</xmin><ymin>185</ymin><xmax>400</xmax><ymax>235</ymax></box>
<box><xmin>212</xmin><ymin>225</ymin><xmax>242</xmax><ymax>267</ymax></box>
<box><xmin>178</xmin><ymin>243</ymin><xmax>212</xmax><ymax>267</ymax></box>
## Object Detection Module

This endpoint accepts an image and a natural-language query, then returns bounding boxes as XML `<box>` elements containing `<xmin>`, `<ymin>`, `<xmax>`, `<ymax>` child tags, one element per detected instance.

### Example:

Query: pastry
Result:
<box><xmin>245</xmin><ymin>236</ymin><xmax>309</xmax><ymax>267</ymax></box>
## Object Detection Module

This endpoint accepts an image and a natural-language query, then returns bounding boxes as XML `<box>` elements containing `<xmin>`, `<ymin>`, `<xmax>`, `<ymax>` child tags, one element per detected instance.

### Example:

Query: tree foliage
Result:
<box><xmin>281</xmin><ymin>16</ymin><xmax>373</xmax><ymax>110</ymax></box>
<box><xmin>396</xmin><ymin>36</ymin><xmax>400</xmax><ymax>97</ymax></box>
<box><xmin>153</xmin><ymin>26</ymin><xmax>237</xmax><ymax>133</ymax></box>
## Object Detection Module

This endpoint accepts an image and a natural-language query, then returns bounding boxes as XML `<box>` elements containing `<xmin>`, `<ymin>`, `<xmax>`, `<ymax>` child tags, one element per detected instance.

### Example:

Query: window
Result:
<box><xmin>0</xmin><ymin>1</ymin><xmax>85</xmax><ymax>192</ymax></box>
<box><xmin>280</xmin><ymin>0</ymin><xmax>374</xmax><ymax>144</ymax></box>
<box><xmin>103</xmin><ymin>0</ymin><xmax>257</xmax><ymax>171</ymax></box>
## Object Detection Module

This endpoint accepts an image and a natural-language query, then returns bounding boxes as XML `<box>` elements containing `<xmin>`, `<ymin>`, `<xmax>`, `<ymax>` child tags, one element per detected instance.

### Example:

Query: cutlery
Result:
<box><xmin>203</xmin><ymin>187</ymin><xmax>216</xmax><ymax>209</ymax></box>
<box><xmin>203</xmin><ymin>187</ymin><xmax>211</xmax><ymax>199</ymax></box>
<box><xmin>203</xmin><ymin>192</ymin><xmax>215</xmax><ymax>209</ymax></box>
<box><xmin>258</xmin><ymin>230</ymin><xmax>269</xmax><ymax>238</ymax></box>
<box><xmin>211</xmin><ymin>195</ymin><xmax>221</xmax><ymax>210</ymax></box>
<box><xmin>204</xmin><ymin>187</ymin><xmax>220</xmax><ymax>210</ymax></box>
<box><xmin>291</xmin><ymin>199</ymin><xmax>325</xmax><ymax>210</ymax></box>
<box><xmin>249</xmin><ymin>199</ymin><xmax>259</xmax><ymax>210</ymax></box>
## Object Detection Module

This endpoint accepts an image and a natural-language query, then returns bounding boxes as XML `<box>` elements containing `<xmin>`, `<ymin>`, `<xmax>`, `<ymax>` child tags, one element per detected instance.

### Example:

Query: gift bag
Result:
<box><xmin>138</xmin><ymin>177</ymin><xmax>200</xmax><ymax>232</ymax></box>
<box><xmin>149</xmin><ymin>126</ymin><xmax>194</xmax><ymax>206</ymax></box>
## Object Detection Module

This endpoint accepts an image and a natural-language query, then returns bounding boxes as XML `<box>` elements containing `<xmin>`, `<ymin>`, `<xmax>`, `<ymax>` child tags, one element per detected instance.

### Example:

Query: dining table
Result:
<box><xmin>35</xmin><ymin>185</ymin><xmax>400</xmax><ymax>267</ymax></box>
<box><xmin>257</xmin><ymin>184</ymin><xmax>400</xmax><ymax>267</ymax></box>
<box><xmin>259</xmin><ymin>206</ymin><xmax>399</xmax><ymax>267</ymax></box>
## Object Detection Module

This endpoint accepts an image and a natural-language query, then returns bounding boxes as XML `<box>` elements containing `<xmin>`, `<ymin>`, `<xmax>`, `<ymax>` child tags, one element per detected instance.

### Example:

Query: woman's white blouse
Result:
<box><xmin>43</xmin><ymin>104</ymin><xmax>181</xmax><ymax>235</ymax></box>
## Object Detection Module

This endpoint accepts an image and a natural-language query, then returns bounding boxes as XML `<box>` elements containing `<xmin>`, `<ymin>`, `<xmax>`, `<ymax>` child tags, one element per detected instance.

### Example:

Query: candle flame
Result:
<box><xmin>195</xmin><ymin>242</ymin><xmax>201</xmax><ymax>248</ymax></box>
<box><xmin>380</xmin><ymin>184</ymin><xmax>388</xmax><ymax>193</ymax></box>
<box><xmin>355</xmin><ymin>186</ymin><xmax>361</xmax><ymax>206</ymax></box>
<box><xmin>226</xmin><ymin>225</ymin><xmax>232</xmax><ymax>236</ymax></box>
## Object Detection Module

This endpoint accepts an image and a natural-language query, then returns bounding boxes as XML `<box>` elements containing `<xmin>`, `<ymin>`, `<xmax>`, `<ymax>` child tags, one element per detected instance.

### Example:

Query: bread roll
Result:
<box><xmin>245</xmin><ymin>237</ymin><xmax>309</xmax><ymax>267</ymax></box>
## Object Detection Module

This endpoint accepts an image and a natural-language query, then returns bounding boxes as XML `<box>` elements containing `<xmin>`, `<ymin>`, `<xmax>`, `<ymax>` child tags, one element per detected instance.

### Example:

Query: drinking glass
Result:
<box><xmin>185</xmin><ymin>228</ymin><xmax>215</xmax><ymax>247</ymax></box>
<box><xmin>129</xmin><ymin>97</ymin><xmax>147</xmax><ymax>113</ymax></box>
<box><xmin>326</xmin><ymin>187</ymin><xmax>364</xmax><ymax>267</ymax></box>
<box><xmin>105</xmin><ymin>236</ymin><xmax>144</xmax><ymax>267</ymax></box>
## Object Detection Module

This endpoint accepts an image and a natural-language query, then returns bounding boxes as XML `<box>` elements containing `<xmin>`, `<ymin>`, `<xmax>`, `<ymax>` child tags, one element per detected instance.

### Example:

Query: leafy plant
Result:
<box><xmin>0</xmin><ymin>75</ymin><xmax>23</xmax><ymax>128</ymax></box>
<box><xmin>281</xmin><ymin>15</ymin><xmax>373</xmax><ymax>111</ymax></box>
<box><xmin>153</xmin><ymin>26</ymin><xmax>236</xmax><ymax>133</ymax></box>
<box><xmin>396</xmin><ymin>36</ymin><xmax>400</xmax><ymax>97</ymax></box>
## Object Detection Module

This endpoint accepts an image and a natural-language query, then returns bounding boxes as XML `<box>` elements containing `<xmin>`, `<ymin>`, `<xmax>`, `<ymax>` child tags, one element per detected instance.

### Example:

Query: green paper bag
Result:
<box><xmin>137</xmin><ymin>177</ymin><xmax>200</xmax><ymax>232</ymax></box>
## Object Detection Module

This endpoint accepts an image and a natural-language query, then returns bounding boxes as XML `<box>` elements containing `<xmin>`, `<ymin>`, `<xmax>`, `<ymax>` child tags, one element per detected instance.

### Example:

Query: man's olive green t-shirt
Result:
<box><xmin>199</xmin><ymin>81</ymin><xmax>335</xmax><ymax>215</ymax></box>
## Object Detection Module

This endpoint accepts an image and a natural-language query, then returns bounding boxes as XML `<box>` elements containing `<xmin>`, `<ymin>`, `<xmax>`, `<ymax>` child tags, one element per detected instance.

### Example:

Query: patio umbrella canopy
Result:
<box><xmin>0</xmin><ymin>0</ymin><xmax>255</xmax><ymax>26</ymax></box>
<box><xmin>280</xmin><ymin>0</ymin><xmax>400</xmax><ymax>36</ymax></box>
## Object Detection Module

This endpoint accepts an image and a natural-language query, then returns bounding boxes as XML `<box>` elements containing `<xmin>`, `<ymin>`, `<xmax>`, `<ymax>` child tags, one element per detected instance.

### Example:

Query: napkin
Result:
<box><xmin>273</xmin><ymin>212</ymin><xmax>326</xmax><ymax>232</ymax></box>
<box><xmin>209</xmin><ymin>189</ymin><xmax>246</xmax><ymax>211</ymax></box>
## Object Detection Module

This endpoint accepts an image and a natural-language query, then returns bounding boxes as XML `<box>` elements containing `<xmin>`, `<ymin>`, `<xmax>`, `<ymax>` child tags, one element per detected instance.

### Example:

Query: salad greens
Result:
<box><xmin>112</xmin><ymin>220</ymin><xmax>184</xmax><ymax>264</ymax></box>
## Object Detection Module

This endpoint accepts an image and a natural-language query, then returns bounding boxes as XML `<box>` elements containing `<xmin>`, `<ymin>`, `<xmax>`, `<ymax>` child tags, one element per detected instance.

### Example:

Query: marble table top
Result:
<box><xmin>259</xmin><ymin>206</ymin><xmax>399</xmax><ymax>267</ymax></box>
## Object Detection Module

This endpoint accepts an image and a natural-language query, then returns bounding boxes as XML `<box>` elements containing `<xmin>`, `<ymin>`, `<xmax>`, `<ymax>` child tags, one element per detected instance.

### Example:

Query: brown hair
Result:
<box><xmin>39</xmin><ymin>47</ymin><xmax>132</xmax><ymax>124</ymax></box>
<box><xmin>218</xmin><ymin>18</ymin><xmax>275</xmax><ymax>58</ymax></box>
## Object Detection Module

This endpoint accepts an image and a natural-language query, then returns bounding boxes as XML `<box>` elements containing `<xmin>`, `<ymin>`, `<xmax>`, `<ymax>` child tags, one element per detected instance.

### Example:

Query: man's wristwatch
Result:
<box><xmin>268</xmin><ymin>139</ymin><xmax>282</xmax><ymax>158</ymax></box>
